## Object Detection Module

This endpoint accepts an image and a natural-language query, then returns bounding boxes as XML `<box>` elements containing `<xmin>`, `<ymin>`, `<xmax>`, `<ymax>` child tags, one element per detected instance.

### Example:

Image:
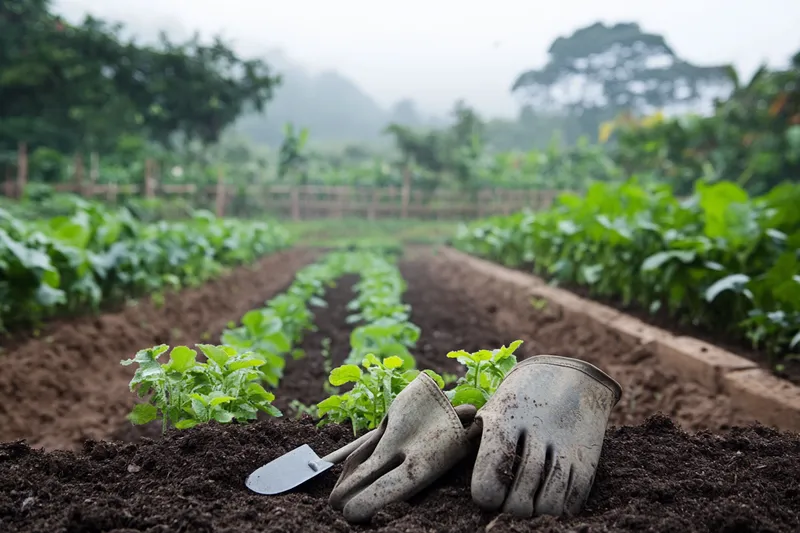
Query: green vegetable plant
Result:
<box><xmin>316</xmin><ymin>340</ymin><xmax>523</xmax><ymax>434</ymax></box>
<box><xmin>445</xmin><ymin>340</ymin><xmax>522</xmax><ymax>408</ymax></box>
<box><xmin>317</xmin><ymin>354</ymin><xmax>445</xmax><ymax>434</ymax></box>
<box><xmin>121</xmin><ymin>344</ymin><xmax>281</xmax><ymax>433</ymax></box>
<box><xmin>0</xmin><ymin>204</ymin><xmax>291</xmax><ymax>332</ymax></box>
<box><xmin>453</xmin><ymin>178</ymin><xmax>800</xmax><ymax>363</ymax></box>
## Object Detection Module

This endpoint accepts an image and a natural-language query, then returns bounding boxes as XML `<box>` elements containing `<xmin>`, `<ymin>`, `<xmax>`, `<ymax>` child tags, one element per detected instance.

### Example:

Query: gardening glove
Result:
<box><xmin>471</xmin><ymin>355</ymin><xmax>622</xmax><ymax>518</ymax></box>
<box><xmin>329</xmin><ymin>372</ymin><xmax>478</xmax><ymax>523</ymax></box>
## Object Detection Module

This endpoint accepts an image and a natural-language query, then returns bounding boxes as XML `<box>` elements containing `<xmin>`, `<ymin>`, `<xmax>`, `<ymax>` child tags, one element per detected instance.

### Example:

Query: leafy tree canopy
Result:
<box><xmin>0</xmin><ymin>0</ymin><xmax>280</xmax><ymax>156</ymax></box>
<box><xmin>511</xmin><ymin>22</ymin><xmax>733</xmax><ymax>136</ymax></box>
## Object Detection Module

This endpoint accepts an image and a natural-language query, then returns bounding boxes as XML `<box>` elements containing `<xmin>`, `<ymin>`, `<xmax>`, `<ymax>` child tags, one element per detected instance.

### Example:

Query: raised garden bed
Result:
<box><xmin>2</xmin><ymin>247</ymin><xmax>800</xmax><ymax>532</ymax></box>
<box><xmin>2</xmin><ymin>415</ymin><xmax>799</xmax><ymax>532</ymax></box>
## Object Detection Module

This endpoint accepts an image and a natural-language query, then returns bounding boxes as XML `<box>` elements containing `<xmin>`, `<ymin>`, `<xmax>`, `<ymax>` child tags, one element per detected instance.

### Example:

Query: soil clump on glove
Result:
<box><xmin>3</xmin><ymin>414</ymin><xmax>799</xmax><ymax>533</ymax></box>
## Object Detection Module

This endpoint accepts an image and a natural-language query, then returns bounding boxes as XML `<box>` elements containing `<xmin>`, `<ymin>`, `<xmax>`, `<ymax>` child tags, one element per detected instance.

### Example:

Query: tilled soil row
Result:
<box><xmin>112</xmin><ymin>250</ymin><xmax>755</xmax><ymax>447</ymax></box>
<box><xmin>0</xmin><ymin>248</ymin><xmax>319</xmax><ymax>450</ymax></box>
<box><xmin>2</xmin><ymin>415</ymin><xmax>798</xmax><ymax>533</ymax></box>
<box><xmin>411</xmin><ymin>251</ymin><xmax>754</xmax><ymax>431</ymax></box>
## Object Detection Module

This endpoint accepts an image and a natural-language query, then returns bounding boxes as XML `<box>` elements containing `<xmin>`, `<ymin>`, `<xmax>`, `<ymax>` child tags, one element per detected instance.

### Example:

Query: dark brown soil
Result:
<box><xmin>418</xmin><ymin>250</ymin><xmax>756</xmax><ymax>431</ymax></box>
<box><xmin>0</xmin><ymin>249</ymin><xmax>319</xmax><ymax>450</ymax></box>
<box><xmin>2</xmin><ymin>414</ymin><xmax>799</xmax><ymax>533</ymax></box>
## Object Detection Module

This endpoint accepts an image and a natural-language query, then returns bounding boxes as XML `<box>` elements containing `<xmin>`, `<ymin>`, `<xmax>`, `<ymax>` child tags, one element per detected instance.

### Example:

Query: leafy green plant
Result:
<box><xmin>453</xmin><ymin>178</ymin><xmax>800</xmax><ymax>363</ymax></box>
<box><xmin>317</xmin><ymin>354</ymin><xmax>445</xmax><ymax>434</ymax></box>
<box><xmin>0</xmin><ymin>204</ymin><xmax>291</xmax><ymax>331</ymax></box>
<box><xmin>347</xmin><ymin>318</ymin><xmax>421</xmax><ymax>370</ymax></box>
<box><xmin>317</xmin><ymin>341</ymin><xmax>524</xmax><ymax>433</ymax></box>
<box><xmin>445</xmin><ymin>340</ymin><xmax>522</xmax><ymax>408</ymax></box>
<box><xmin>121</xmin><ymin>344</ymin><xmax>281</xmax><ymax>433</ymax></box>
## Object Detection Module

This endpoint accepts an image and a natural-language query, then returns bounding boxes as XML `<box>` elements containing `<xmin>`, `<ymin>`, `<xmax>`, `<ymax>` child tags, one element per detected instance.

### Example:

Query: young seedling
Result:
<box><xmin>121</xmin><ymin>344</ymin><xmax>282</xmax><ymax>433</ymax></box>
<box><xmin>445</xmin><ymin>340</ymin><xmax>523</xmax><ymax>409</ymax></box>
<box><xmin>317</xmin><ymin>353</ymin><xmax>445</xmax><ymax>434</ymax></box>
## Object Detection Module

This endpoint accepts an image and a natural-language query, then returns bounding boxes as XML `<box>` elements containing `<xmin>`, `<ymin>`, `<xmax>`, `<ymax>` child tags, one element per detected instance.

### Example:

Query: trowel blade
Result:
<box><xmin>245</xmin><ymin>444</ymin><xmax>334</xmax><ymax>495</ymax></box>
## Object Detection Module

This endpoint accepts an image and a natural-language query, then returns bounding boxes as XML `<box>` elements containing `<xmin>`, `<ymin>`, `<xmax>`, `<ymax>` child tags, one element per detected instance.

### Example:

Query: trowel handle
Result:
<box><xmin>320</xmin><ymin>429</ymin><xmax>377</xmax><ymax>464</ymax></box>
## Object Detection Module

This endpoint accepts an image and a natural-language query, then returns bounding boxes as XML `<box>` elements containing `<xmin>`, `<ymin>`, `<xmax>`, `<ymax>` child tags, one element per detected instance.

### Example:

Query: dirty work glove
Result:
<box><xmin>329</xmin><ymin>372</ymin><xmax>478</xmax><ymax>523</ymax></box>
<box><xmin>471</xmin><ymin>355</ymin><xmax>622</xmax><ymax>518</ymax></box>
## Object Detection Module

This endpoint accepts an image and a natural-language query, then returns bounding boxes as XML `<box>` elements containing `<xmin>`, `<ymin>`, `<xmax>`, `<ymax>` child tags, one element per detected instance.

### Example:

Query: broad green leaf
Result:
<box><xmin>168</xmin><ymin>346</ymin><xmax>197</xmax><ymax>373</ymax></box>
<box><xmin>450</xmin><ymin>386</ymin><xmax>488</xmax><ymax>408</ymax></box>
<box><xmin>198</xmin><ymin>344</ymin><xmax>230</xmax><ymax>367</ymax></box>
<box><xmin>209</xmin><ymin>395</ymin><xmax>237</xmax><ymax>407</ymax></box>
<box><xmin>641</xmin><ymin>250</ymin><xmax>697</xmax><ymax>272</ymax></box>
<box><xmin>704</xmin><ymin>274</ymin><xmax>752</xmax><ymax>302</ymax></box>
<box><xmin>246</xmin><ymin>383</ymin><xmax>275</xmax><ymax>401</ymax></box>
<box><xmin>213</xmin><ymin>410</ymin><xmax>235</xmax><ymax>423</ymax></box>
<box><xmin>129</xmin><ymin>403</ymin><xmax>158</xmax><ymax>425</ymax></box>
<box><xmin>175</xmin><ymin>419</ymin><xmax>199</xmax><ymax>429</ymax></box>
<box><xmin>330</xmin><ymin>365</ymin><xmax>363</xmax><ymax>386</ymax></box>
<box><xmin>382</xmin><ymin>356</ymin><xmax>404</xmax><ymax>369</ymax></box>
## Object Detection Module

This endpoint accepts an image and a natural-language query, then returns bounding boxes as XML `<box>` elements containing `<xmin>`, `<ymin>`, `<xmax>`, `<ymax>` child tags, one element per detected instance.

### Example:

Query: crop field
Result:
<box><xmin>2</xmin><ymin>194</ymin><xmax>800</xmax><ymax>532</ymax></box>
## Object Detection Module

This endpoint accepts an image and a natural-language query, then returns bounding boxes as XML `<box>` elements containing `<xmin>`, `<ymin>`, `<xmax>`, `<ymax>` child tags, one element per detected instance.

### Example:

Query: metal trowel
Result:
<box><xmin>245</xmin><ymin>429</ymin><xmax>376</xmax><ymax>495</ymax></box>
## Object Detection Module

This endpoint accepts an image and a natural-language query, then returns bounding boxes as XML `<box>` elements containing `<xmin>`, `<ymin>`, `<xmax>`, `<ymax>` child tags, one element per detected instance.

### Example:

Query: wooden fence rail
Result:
<box><xmin>38</xmin><ymin>182</ymin><xmax>560</xmax><ymax>220</ymax></box>
<box><xmin>1</xmin><ymin>146</ymin><xmax>561</xmax><ymax>219</ymax></box>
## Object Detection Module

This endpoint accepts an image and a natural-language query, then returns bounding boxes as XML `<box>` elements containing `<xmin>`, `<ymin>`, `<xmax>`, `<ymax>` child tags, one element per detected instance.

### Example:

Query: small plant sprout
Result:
<box><xmin>121</xmin><ymin>344</ymin><xmax>281</xmax><ymax>433</ymax></box>
<box><xmin>317</xmin><ymin>353</ymin><xmax>445</xmax><ymax>434</ymax></box>
<box><xmin>445</xmin><ymin>340</ymin><xmax>523</xmax><ymax>408</ymax></box>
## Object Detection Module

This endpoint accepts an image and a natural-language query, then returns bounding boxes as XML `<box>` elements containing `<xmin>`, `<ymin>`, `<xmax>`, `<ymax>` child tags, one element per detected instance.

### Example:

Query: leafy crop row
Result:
<box><xmin>316</xmin><ymin>252</ymin><xmax>426</xmax><ymax>431</ymax></box>
<box><xmin>122</xmin><ymin>253</ymin><xmax>347</xmax><ymax>431</ymax></box>
<box><xmin>312</xmin><ymin>251</ymin><xmax>523</xmax><ymax>433</ymax></box>
<box><xmin>452</xmin><ymin>178</ymin><xmax>800</xmax><ymax>364</ymax></box>
<box><xmin>0</xmin><ymin>202</ymin><xmax>290</xmax><ymax>331</ymax></box>
<box><xmin>121</xmin><ymin>247</ymin><xmax>524</xmax><ymax>436</ymax></box>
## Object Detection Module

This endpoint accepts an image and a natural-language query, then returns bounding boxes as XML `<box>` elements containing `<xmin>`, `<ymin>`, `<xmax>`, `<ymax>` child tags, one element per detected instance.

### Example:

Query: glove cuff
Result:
<box><xmin>514</xmin><ymin>355</ymin><xmax>622</xmax><ymax>404</ymax></box>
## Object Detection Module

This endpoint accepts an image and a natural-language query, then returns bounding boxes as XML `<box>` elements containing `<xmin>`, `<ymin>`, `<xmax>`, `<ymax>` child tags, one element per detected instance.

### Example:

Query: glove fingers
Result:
<box><xmin>501</xmin><ymin>436</ymin><xmax>547</xmax><ymax>517</ymax></box>
<box><xmin>471</xmin><ymin>416</ymin><xmax>520</xmax><ymax>511</ymax></box>
<box><xmin>534</xmin><ymin>454</ymin><xmax>572</xmax><ymax>517</ymax></box>
<box><xmin>563</xmin><ymin>461</ymin><xmax>597</xmax><ymax>517</ymax></box>
<box><xmin>329</xmin><ymin>421</ymin><xmax>389</xmax><ymax>511</ymax></box>
<box><xmin>342</xmin><ymin>460</ymin><xmax>425</xmax><ymax>523</ymax></box>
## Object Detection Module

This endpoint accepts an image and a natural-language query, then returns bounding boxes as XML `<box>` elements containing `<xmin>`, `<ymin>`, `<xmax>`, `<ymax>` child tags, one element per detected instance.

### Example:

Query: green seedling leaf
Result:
<box><xmin>383</xmin><ymin>356</ymin><xmax>404</xmax><ymax>369</ymax></box>
<box><xmin>199</xmin><ymin>344</ymin><xmax>230</xmax><ymax>367</ymax></box>
<box><xmin>167</xmin><ymin>346</ymin><xmax>197</xmax><ymax>373</ymax></box>
<box><xmin>129</xmin><ymin>403</ymin><xmax>158</xmax><ymax>425</ymax></box>
<box><xmin>330</xmin><ymin>365</ymin><xmax>363</xmax><ymax>386</ymax></box>
<box><xmin>449</xmin><ymin>385</ymin><xmax>488</xmax><ymax>408</ymax></box>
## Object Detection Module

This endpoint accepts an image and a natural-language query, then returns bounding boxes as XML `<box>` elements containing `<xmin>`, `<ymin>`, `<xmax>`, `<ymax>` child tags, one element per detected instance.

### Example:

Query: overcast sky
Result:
<box><xmin>54</xmin><ymin>0</ymin><xmax>800</xmax><ymax>118</ymax></box>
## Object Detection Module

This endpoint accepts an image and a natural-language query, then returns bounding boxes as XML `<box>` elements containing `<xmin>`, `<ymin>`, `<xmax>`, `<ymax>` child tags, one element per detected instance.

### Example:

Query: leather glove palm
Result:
<box><xmin>329</xmin><ymin>372</ymin><xmax>478</xmax><ymax>523</ymax></box>
<box><xmin>471</xmin><ymin>355</ymin><xmax>621</xmax><ymax>518</ymax></box>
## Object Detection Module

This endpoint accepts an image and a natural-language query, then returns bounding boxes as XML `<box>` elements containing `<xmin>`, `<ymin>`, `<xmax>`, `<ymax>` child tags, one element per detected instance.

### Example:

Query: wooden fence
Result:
<box><xmin>1</xmin><ymin>146</ymin><xmax>559</xmax><ymax>220</ymax></box>
<box><xmin>37</xmin><ymin>181</ymin><xmax>560</xmax><ymax>220</ymax></box>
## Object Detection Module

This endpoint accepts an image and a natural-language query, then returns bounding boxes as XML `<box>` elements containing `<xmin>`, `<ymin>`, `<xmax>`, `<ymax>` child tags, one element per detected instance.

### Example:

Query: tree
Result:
<box><xmin>511</xmin><ymin>22</ymin><xmax>733</xmax><ymax>139</ymax></box>
<box><xmin>0</xmin><ymin>0</ymin><xmax>281</xmax><ymax>162</ymax></box>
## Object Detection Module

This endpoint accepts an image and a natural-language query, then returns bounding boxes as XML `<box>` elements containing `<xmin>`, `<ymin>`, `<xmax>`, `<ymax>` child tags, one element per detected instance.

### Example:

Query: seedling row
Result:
<box><xmin>121</xmin><ymin>248</ymin><xmax>523</xmax><ymax>436</ymax></box>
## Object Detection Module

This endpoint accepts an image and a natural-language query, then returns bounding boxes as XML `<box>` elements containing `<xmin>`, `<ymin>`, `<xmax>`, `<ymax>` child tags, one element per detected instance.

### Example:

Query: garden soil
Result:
<box><xmin>4</xmin><ymin>247</ymin><xmax>795</xmax><ymax>531</ymax></box>
<box><xmin>416</xmin><ymin>250</ymin><xmax>755</xmax><ymax>431</ymax></box>
<box><xmin>98</xmin><ymin>248</ymin><xmax>753</xmax><ymax>447</ymax></box>
<box><xmin>0</xmin><ymin>248</ymin><xmax>319</xmax><ymax>450</ymax></box>
<box><xmin>2</xmin><ymin>415</ymin><xmax>799</xmax><ymax>533</ymax></box>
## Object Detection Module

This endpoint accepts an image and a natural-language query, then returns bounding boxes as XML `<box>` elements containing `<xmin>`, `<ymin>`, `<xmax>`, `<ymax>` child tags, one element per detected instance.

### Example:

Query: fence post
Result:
<box><xmin>215</xmin><ymin>168</ymin><xmax>226</xmax><ymax>217</ymax></box>
<box><xmin>89</xmin><ymin>151</ymin><xmax>99</xmax><ymax>188</ymax></box>
<box><xmin>401</xmin><ymin>165</ymin><xmax>411</xmax><ymax>218</ymax></box>
<box><xmin>16</xmin><ymin>142</ymin><xmax>28</xmax><ymax>199</ymax></box>
<box><xmin>73</xmin><ymin>152</ymin><xmax>85</xmax><ymax>196</ymax></box>
<box><xmin>367</xmin><ymin>188</ymin><xmax>379</xmax><ymax>220</ymax></box>
<box><xmin>290</xmin><ymin>188</ymin><xmax>300</xmax><ymax>220</ymax></box>
<box><xmin>144</xmin><ymin>158</ymin><xmax>156</xmax><ymax>198</ymax></box>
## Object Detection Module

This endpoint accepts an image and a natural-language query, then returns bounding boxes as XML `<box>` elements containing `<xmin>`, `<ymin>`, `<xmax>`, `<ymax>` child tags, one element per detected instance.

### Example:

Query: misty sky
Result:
<box><xmin>55</xmin><ymin>0</ymin><xmax>800</xmax><ymax>119</ymax></box>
